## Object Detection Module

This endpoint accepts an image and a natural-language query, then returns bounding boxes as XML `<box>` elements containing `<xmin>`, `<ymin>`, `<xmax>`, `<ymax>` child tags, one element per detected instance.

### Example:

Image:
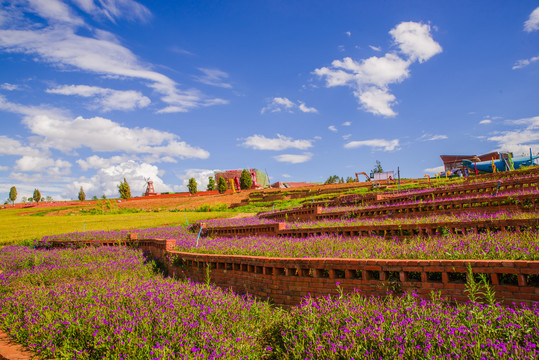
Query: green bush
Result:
<box><xmin>187</xmin><ymin>178</ymin><xmax>197</xmax><ymax>195</ymax></box>
<box><xmin>217</xmin><ymin>177</ymin><xmax>227</xmax><ymax>194</ymax></box>
<box><xmin>240</xmin><ymin>169</ymin><xmax>253</xmax><ymax>190</ymax></box>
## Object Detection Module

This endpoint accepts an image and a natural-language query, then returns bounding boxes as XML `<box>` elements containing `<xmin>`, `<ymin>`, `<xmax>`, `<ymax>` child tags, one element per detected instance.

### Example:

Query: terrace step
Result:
<box><xmin>202</xmin><ymin>218</ymin><xmax>539</xmax><ymax>240</ymax></box>
<box><xmin>260</xmin><ymin>190</ymin><xmax>539</xmax><ymax>222</ymax></box>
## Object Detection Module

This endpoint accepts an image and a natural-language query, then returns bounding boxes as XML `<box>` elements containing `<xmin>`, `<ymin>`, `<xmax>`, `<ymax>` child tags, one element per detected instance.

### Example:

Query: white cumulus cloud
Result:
<box><xmin>344</xmin><ymin>138</ymin><xmax>400</xmax><ymax>151</ymax></box>
<box><xmin>261</xmin><ymin>97</ymin><xmax>318</xmax><ymax>114</ymax></box>
<box><xmin>524</xmin><ymin>7</ymin><xmax>539</xmax><ymax>32</ymax></box>
<box><xmin>487</xmin><ymin>116</ymin><xmax>539</xmax><ymax>154</ymax></box>
<box><xmin>314</xmin><ymin>21</ymin><xmax>441</xmax><ymax>117</ymax></box>
<box><xmin>274</xmin><ymin>153</ymin><xmax>313</xmax><ymax>164</ymax></box>
<box><xmin>419</xmin><ymin>133</ymin><xmax>448</xmax><ymax>141</ymax></box>
<box><xmin>47</xmin><ymin>85</ymin><xmax>150</xmax><ymax>111</ymax></box>
<box><xmin>0</xmin><ymin>96</ymin><xmax>210</xmax><ymax>161</ymax></box>
<box><xmin>424</xmin><ymin>165</ymin><xmax>444</xmax><ymax>173</ymax></box>
<box><xmin>240</xmin><ymin>134</ymin><xmax>313</xmax><ymax>151</ymax></box>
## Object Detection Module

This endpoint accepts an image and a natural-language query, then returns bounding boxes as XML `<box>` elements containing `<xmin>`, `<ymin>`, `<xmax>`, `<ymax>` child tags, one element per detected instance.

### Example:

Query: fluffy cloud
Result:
<box><xmin>298</xmin><ymin>101</ymin><xmax>318</xmax><ymax>113</ymax></box>
<box><xmin>512</xmin><ymin>56</ymin><xmax>539</xmax><ymax>70</ymax></box>
<box><xmin>315</xmin><ymin>21</ymin><xmax>441</xmax><ymax>117</ymax></box>
<box><xmin>76</xmin><ymin>155</ymin><xmax>128</xmax><ymax>171</ymax></box>
<box><xmin>71</xmin><ymin>0</ymin><xmax>152</xmax><ymax>23</ymax></box>
<box><xmin>0</xmin><ymin>83</ymin><xmax>20</xmax><ymax>91</ymax></box>
<box><xmin>0</xmin><ymin>96</ymin><xmax>210</xmax><ymax>160</ymax></box>
<box><xmin>342</xmin><ymin>121</ymin><xmax>351</xmax><ymax>126</ymax></box>
<box><xmin>487</xmin><ymin>116</ymin><xmax>539</xmax><ymax>154</ymax></box>
<box><xmin>344</xmin><ymin>138</ymin><xmax>400</xmax><ymax>151</ymax></box>
<box><xmin>274</xmin><ymin>153</ymin><xmax>313</xmax><ymax>164</ymax></box>
<box><xmin>524</xmin><ymin>7</ymin><xmax>539</xmax><ymax>32</ymax></box>
<box><xmin>261</xmin><ymin>97</ymin><xmax>318</xmax><ymax>114</ymax></box>
<box><xmin>513</xmin><ymin>7</ymin><xmax>539</xmax><ymax>69</ymax></box>
<box><xmin>424</xmin><ymin>165</ymin><xmax>444</xmax><ymax>173</ymax></box>
<box><xmin>369</xmin><ymin>45</ymin><xmax>381</xmax><ymax>52</ymax></box>
<box><xmin>15</xmin><ymin>155</ymin><xmax>71</xmax><ymax>176</ymax></box>
<box><xmin>328</xmin><ymin>125</ymin><xmax>337</xmax><ymax>132</ymax></box>
<box><xmin>419</xmin><ymin>133</ymin><xmax>448</xmax><ymax>141</ymax></box>
<box><xmin>64</xmin><ymin>160</ymin><xmax>171</xmax><ymax>199</ymax></box>
<box><xmin>194</xmin><ymin>68</ymin><xmax>232</xmax><ymax>88</ymax></box>
<box><xmin>479</xmin><ymin>119</ymin><xmax>492</xmax><ymax>125</ymax></box>
<box><xmin>0</xmin><ymin>2</ymin><xmax>225</xmax><ymax>113</ymax></box>
<box><xmin>47</xmin><ymin>85</ymin><xmax>150</xmax><ymax>111</ymax></box>
<box><xmin>240</xmin><ymin>134</ymin><xmax>313</xmax><ymax>151</ymax></box>
<box><xmin>0</xmin><ymin>136</ymin><xmax>42</xmax><ymax>156</ymax></box>
<box><xmin>389</xmin><ymin>22</ymin><xmax>443</xmax><ymax>63</ymax></box>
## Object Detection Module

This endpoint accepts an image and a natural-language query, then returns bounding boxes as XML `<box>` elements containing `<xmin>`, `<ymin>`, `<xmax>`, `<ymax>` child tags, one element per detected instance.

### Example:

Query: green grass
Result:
<box><xmin>0</xmin><ymin>207</ymin><xmax>231</xmax><ymax>245</ymax></box>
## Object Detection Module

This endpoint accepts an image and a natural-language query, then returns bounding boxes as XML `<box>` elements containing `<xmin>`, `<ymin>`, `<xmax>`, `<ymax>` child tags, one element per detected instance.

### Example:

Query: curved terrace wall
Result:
<box><xmin>49</xmin><ymin>238</ymin><xmax>539</xmax><ymax>307</ymax></box>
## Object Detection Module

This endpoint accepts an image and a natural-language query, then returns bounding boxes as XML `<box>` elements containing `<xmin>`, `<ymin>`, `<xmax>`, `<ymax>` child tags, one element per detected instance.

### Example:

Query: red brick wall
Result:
<box><xmin>166</xmin><ymin>250</ymin><xmax>539</xmax><ymax>306</ymax></box>
<box><xmin>49</xmin><ymin>238</ymin><xmax>539</xmax><ymax>307</ymax></box>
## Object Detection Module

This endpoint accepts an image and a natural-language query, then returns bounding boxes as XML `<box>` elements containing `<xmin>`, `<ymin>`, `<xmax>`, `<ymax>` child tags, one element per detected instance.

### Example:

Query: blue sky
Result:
<box><xmin>0</xmin><ymin>0</ymin><xmax>538</xmax><ymax>201</ymax></box>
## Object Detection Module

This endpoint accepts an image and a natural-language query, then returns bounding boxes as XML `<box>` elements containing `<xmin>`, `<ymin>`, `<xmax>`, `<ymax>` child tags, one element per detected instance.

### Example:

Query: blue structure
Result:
<box><xmin>462</xmin><ymin>150</ymin><xmax>538</xmax><ymax>173</ymax></box>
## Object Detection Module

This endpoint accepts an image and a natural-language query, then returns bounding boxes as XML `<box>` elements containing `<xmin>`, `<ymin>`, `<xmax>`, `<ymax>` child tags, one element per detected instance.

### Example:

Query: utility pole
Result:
<box><xmin>398</xmin><ymin>167</ymin><xmax>401</xmax><ymax>191</ymax></box>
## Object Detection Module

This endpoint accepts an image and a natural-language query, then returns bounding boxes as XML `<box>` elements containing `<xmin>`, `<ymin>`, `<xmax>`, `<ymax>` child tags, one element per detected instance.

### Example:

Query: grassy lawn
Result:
<box><xmin>0</xmin><ymin>206</ymin><xmax>231</xmax><ymax>245</ymax></box>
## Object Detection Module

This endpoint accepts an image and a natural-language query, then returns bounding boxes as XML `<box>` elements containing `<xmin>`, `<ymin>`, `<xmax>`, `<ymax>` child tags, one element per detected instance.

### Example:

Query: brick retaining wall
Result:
<box><xmin>202</xmin><ymin>218</ymin><xmax>539</xmax><ymax>240</ymax></box>
<box><xmin>47</xmin><ymin>238</ymin><xmax>539</xmax><ymax>306</ymax></box>
<box><xmin>167</xmin><ymin>251</ymin><xmax>539</xmax><ymax>306</ymax></box>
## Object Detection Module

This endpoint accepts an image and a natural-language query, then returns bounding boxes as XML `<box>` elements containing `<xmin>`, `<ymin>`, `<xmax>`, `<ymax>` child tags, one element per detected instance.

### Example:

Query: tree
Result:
<box><xmin>324</xmin><ymin>175</ymin><xmax>340</xmax><ymax>184</ymax></box>
<box><xmin>8</xmin><ymin>186</ymin><xmax>17</xmax><ymax>204</ymax></box>
<box><xmin>46</xmin><ymin>196</ymin><xmax>53</xmax><ymax>202</ymax></box>
<box><xmin>371</xmin><ymin>160</ymin><xmax>383</xmax><ymax>174</ymax></box>
<box><xmin>92</xmin><ymin>195</ymin><xmax>98</xmax><ymax>200</ymax></box>
<box><xmin>21</xmin><ymin>196</ymin><xmax>27</xmax><ymax>203</ymax></box>
<box><xmin>78</xmin><ymin>186</ymin><xmax>86</xmax><ymax>201</ymax></box>
<box><xmin>187</xmin><ymin>178</ymin><xmax>197</xmax><ymax>195</ymax></box>
<box><xmin>346</xmin><ymin>176</ymin><xmax>355</xmax><ymax>183</ymax></box>
<box><xmin>207</xmin><ymin>176</ymin><xmax>215</xmax><ymax>191</ymax></box>
<box><xmin>33</xmin><ymin>189</ymin><xmax>41</xmax><ymax>203</ymax></box>
<box><xmin>217</xmin><ymin>177</ymin><xmax>227</xmax><ymax>194</ymax></box>
<box><xmin>240</xmin><ymin>169</ymin><xmax>253</xmax><ymax>190</ymax></box>
<box><xmin>118</xmin><ymin>178</ymin><xmax>131</xmax><ymax>199</ymax></box>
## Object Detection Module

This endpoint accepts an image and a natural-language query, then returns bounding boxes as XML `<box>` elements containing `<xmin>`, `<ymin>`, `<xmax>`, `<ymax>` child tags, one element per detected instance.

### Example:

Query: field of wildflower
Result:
<box><xmin>1</xmin><ymin>245</ymin><xmax>538</xmax><ymax>359</ymax></box>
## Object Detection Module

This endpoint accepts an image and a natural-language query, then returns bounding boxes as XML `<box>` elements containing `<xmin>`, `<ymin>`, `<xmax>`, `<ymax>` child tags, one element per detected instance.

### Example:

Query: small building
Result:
<box><xmin>440</xmin><ymin>152</ymin><xmax>500</xmax><ymax>173</ymax></box>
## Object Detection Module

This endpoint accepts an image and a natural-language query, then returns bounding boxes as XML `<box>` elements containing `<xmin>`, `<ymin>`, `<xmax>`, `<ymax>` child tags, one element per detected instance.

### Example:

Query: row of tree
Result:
<box><xmin>188</xmin><ymin>169</ymin><xmax>253</xmax><ymax>195</ymax></box>
<box><xmin>7</xmin><ymin>169</ymin><xmax>256</xmax><ymax>204</ymax></box>
<box><xmin>5</xmin><ymin>186</ymin><xmax>47</xmax><ymax>204</ymax></box>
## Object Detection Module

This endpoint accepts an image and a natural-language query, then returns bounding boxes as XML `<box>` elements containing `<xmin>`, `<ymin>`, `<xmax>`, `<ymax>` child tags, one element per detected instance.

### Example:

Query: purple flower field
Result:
<box><xmin>274</xmin><ymin>291</ymin><xmax>539</xmax><ymax>359</ymax></box>
<box><xmin>1</xmin><ymin>245</ymin><xmax>538</xmax><ymax>359</ymax></box>
<box><xmin>287</xmin><ymin>210</ymin><xmax>537</xmax><ymax>229</ymax></box>
<box><xmin>0</xmin><ymin>246</ymin><xmax>276</xmax><ymax>359</ymax></box>
<box><xmin>176</xmin><ymin>231</ymin><xmax>539</xmax><ymax>260</ymax></box>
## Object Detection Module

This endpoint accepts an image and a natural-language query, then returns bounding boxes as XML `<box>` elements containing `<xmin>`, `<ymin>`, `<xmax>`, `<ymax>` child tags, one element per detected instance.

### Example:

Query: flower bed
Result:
<box><xmin>0</xmin><ymin>246</ymin><xmax>276</xmax><ymax>359</ymax></box>
<box><xmin>287</xmin><ymin>210</ymin><xmax>538</xmax><ymax>229</ymax></box>
<box><xmin>176</xmin><ymin>231</ymin><xmax>539</xmax><ymax>260</ymax></box>
<box><xmin>1</xmin><ymin>245</ymin><xmax>538</xmax><ymax>359</ymax></box>
<box><xmin>270</xmin><ymin>292</ymin><xmax>539</xmax><ymax>359</ymax></box>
